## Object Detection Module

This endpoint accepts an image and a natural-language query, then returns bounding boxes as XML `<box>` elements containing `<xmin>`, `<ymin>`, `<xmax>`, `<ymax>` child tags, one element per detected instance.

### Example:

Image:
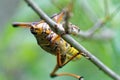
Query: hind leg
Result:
<box><xmin>50</xmin><ymin>50</ymin><xmax>84</xmax><ymax>80</ymax></box>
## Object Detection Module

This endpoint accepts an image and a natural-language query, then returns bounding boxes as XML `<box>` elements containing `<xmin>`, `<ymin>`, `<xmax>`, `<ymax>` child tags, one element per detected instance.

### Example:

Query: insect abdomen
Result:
<box><xmin>66</xmin><ymin>46</ymin><xmax>82</xmax><ymax>60</ymax></box>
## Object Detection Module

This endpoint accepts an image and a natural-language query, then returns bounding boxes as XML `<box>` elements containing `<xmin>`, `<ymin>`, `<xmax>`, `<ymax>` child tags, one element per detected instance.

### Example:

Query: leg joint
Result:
<box><xmin>57</xmin><ymin>65</ymin><xmax>63</xmax><ymax>68</ymax></box>
<box><xmin>50</xmin><ymin>74</ymin><xmax>57</xmax><ymax>78</ymax></box>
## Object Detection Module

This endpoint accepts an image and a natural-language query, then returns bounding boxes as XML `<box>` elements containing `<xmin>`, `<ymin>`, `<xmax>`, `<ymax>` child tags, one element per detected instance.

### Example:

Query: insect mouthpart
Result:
<box><xmin>30</xmin><ymin>27</ymin><xmax>37</xmax><ymax>35</ymax></box>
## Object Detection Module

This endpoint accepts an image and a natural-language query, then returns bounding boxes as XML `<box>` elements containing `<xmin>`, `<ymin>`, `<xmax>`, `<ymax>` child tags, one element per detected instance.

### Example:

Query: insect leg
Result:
<box><xmin>50</xmin><ymin>50</ymin><xmax>84</xmax><ymax>80</ymax></box>
<box><xmin>50</xmin><ymin>65</ymin><xmax>83</xmax><ymax>80</ymax></box>
<box><xmin>12</xmin><ymin>22</ymin><xmax>32</xmax><ymax>28</ymax></box>
<box><xmin>62</xmin><ymin>52</ymin><xmax>81</xmax><ymax>67</ymax></box>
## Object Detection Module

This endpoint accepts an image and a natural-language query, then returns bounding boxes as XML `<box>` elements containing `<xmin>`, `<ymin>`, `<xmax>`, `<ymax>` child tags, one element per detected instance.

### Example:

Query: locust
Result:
<box><xmin>12</xmin><ymin>11</ymin><xmax>84</xmax><ymax>80</ymax></box>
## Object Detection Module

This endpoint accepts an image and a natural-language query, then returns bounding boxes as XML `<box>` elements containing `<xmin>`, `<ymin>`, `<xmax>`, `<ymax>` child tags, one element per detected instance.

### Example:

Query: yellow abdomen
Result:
<box><xmin>66</xmin><ymin>46</ymin><xmax>82</xmax><ymax>60</ymax></box>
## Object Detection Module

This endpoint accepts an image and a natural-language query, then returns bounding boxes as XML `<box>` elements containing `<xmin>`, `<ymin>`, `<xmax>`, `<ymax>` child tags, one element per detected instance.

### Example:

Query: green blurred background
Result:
<box><xmin>0</xmin><ymin>0</ymin><xmax>120</xmax><ymax>80</ymax></box>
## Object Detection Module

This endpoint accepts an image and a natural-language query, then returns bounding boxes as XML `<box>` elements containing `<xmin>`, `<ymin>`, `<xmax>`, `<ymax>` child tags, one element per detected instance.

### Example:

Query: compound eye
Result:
<box><xmin>30</xmin><ymin>27</ymin><xmax>37</xmax><ymax>35</ymax></box>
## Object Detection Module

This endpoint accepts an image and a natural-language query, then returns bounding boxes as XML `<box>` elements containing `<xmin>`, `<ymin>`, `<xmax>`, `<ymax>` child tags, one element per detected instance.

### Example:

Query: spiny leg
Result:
<box><xmin>50</xmin><ymin>50</ymin><xmax>84</xmax><ymax>80</ymax></box>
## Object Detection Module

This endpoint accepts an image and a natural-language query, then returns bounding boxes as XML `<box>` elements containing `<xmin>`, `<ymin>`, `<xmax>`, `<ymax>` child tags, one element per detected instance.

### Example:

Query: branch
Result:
<box><xmin>79</xmin><ymin>1</ymin><xmax>120</xmax><ymax>39</ymax></box>
<box><xmin>25</xmin><ymin>0</ymin><xmax>65</xmax><ymax>35</ymax></box>
<box><xmin>89</xmin><ymin>28</ymin><xmax>114</xmax><ymax>41</ymax></box>
<box><xmin>78</xmin><ymin>17</ymin><xmax>108</xmax><ymax>38</ymax></box>
<box><xmin>24</xmin><ymin>0</ymin><xmax>120</xmax><ymax>80</ymax></box>
<box><xmin>79</xmin><ymin>28</ymin><xmax>114</xmax><ymax>41</ymax></box>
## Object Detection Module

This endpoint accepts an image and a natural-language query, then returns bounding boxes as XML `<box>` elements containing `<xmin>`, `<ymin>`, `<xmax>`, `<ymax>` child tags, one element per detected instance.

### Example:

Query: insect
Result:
<box><xmin>12</xmin><ymin>11</ymin><xmax>84</xmax><ymax>80</ymax></box>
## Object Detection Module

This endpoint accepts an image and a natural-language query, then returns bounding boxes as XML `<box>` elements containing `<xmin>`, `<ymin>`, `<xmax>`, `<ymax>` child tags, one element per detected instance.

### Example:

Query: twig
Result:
<box><xmin>63</xmin><ymin>9</ymin><xmax>71</xmax><ymax>33</ymax></box>
<box><xmin>25</xmin><ymin>0</ymin><xmax>65</xmax><ymax>35</ymax></box>
<box><xmin>79</xmin><ymin>1</ymin><xmax>120</xmax><ymax>39</ymax></box>
<box><xmin>87</xmin><ymin>28</ymin><xmax>114</xmax><ymax>41</ymax></box>
<box><xmin>78</xmin><ymin>4</ymin><xmax>120</xmax><ymax>39</ymax></box>
<box><xmin>24</xmin><ymin>0</ymin><xmax>120</xmax><ymax>80</ymax></box>
<box><xmin>78</xmin><ymin>19</ymin><xmax>105</xmax><ymax>38</ymax></box>
<box><xmin>82</xmin><ymin>18</ymin><xmax>106</xmax><ymax>37</ymax></box>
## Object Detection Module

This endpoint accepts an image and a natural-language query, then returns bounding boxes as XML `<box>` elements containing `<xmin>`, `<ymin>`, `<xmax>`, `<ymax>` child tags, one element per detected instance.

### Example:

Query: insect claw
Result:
<box><xmin>50</xmin><ymin>74</ymin><xmax>57</xmax><ymax>78</ymax></box>
<box><xmin>79</xmin><ymin>76</ymin><xmax>84</xmax><ymax>80</ymax></box>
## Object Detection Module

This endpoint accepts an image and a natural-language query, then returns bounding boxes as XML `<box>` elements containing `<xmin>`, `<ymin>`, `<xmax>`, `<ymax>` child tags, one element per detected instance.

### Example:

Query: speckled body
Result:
<box><xmin>31</xmin><ymin>21</ymin><xmax>81</xmax><ymax>60</ymax></box>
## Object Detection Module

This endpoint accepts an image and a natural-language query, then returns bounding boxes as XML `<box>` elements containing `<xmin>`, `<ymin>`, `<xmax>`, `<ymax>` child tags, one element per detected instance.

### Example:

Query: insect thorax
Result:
<box><xmin>31</xmin><ymin>22</ymin><xmax>81</xmax><ymax>60</ymax></box>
